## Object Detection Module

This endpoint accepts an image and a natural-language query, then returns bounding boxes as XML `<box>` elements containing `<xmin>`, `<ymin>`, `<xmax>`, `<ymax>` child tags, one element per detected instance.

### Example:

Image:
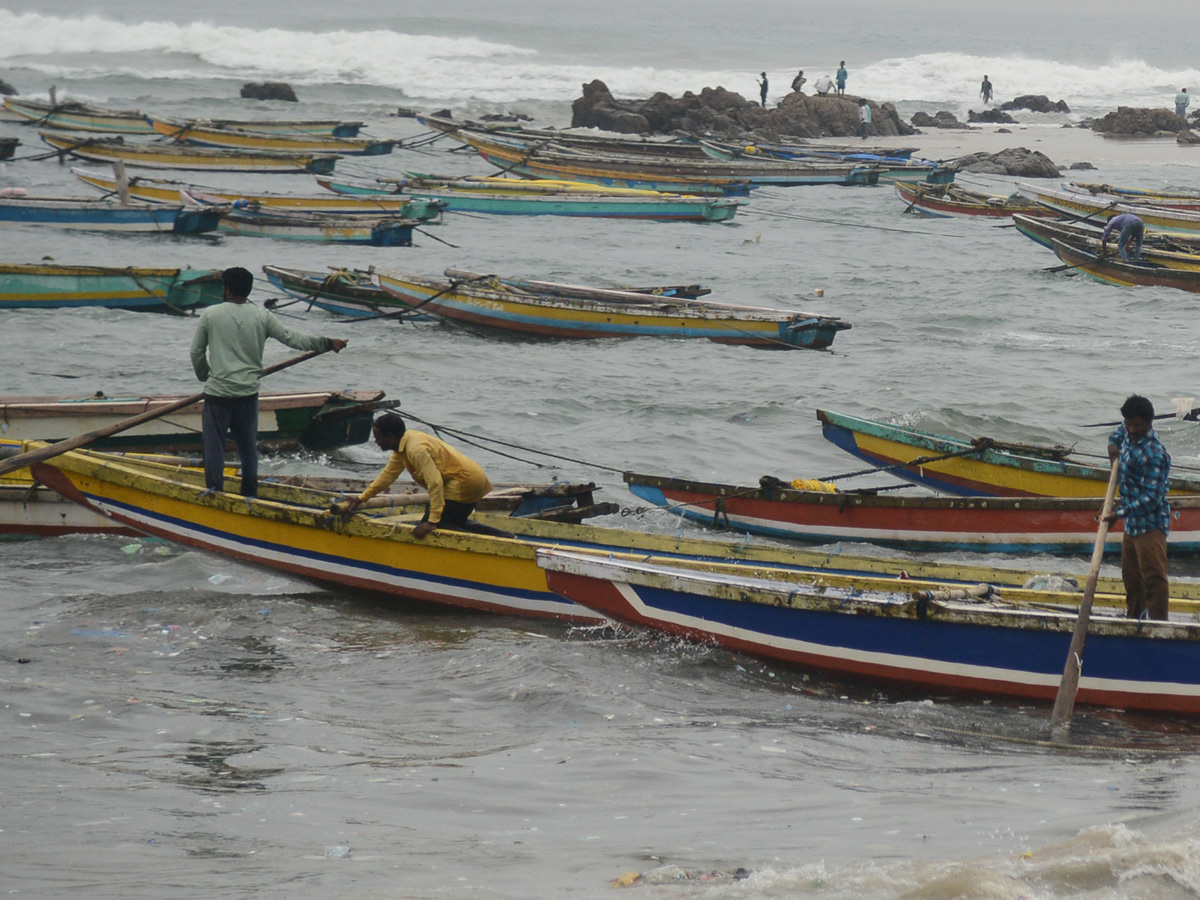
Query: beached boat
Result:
<box><xmin>3</xmin><ymin>96</ymin><xmax>156</xmax><ymax>134</ymax></box>
<box><xmin>316</xmin><ymin>173</ymin><xmax>740</xmax><ymax>220</ymax></box>
<box><xmin>817</xmin><ymin>408</ymin><xmax>1200</xmax><ymax>497</ymax></box>
<box><xmin>181</xmin><ymin>191</ymin><xmax>417</xmax><ymax>245</ymax></box>
<box><xmin>72</xmin><ymin>168</ymin><xmax>443</xmax><ymax>219</ymax></box>
<box><xmin>0</xmin><ymin>389</ymin><xmax>392</xmax><ymax>453</ymax></box>
<box><xmin>146</xmin><ymin>116</ymin><xmax>393</xmax><ymax>155</ymax></box>
<box><xmin>537</xmin><ymin>549</ymin><xmax>1200</xmax><ymax>716</ymax></box>
<box><xmin>39</xmin><ymin>131</ymin><xmax>337</xmax><ymax>174</ymax></box>
<box><xmin>0</xmin><ymin>190</ymin><xmax>222</xmax><ymax>233</ymax></box>
<box><xmin>0</xmin><ymin>263</ymin><xmax>224</xmax><ymax>312</ymax></box>
<box><xmin>623</xmin><ymin>470</ymin><xmax>1200</xmax><ymax>554</ymax></box>
<box><xmin>1012</xmin><ymin>213</ymin><xmax>1200</xmax><ymax>270</ymax></box>
<box><xmin>893</xmin><ymin>181</ymin><xmax>1058</xmax><ymax>218</ymax></box>
<box><xmin>372</xmin><ymin>268</ymin><xmax>851</xmax><ymax>348</ymax></box>
<box><xmin>1046</xmin><ymin>238</ymin><xmax>1200</xmax><ymax>293</ymax></box>
<box><xmin>1015</xmin><ymin>183</ymin><xmax>1200</xmax><ymax>237</ymax></box>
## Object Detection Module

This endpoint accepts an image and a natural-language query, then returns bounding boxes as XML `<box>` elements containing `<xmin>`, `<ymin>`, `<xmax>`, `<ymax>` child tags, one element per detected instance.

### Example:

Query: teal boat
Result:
<box><xmin>0</xmin><ymin>263</ymin><xmax>225</xmax><ymax>312</ymax></box>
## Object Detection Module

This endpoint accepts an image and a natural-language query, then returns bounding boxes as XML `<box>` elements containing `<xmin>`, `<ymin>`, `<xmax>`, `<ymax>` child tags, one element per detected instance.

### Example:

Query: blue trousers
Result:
<box><xmin>201</xmin><ymin>394</ymin><xmax>259</xmax><ymax>496</ymax></box>
<box><xmin>1117</xmin><ymin>221</ymin><xmax>1144</xmax><ymax>261</ymax></box>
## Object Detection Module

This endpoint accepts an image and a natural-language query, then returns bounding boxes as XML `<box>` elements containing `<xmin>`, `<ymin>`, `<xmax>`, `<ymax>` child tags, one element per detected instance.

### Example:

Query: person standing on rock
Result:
<box><xmin>980</xmin><ymin>75</ymin><xmax>993</xmax><ymax>104</ymax></box>
<box><xmin>1176</xmin><ymin>88</ymin><xmax>1190</xmax><ymax>118</ymax></box>
<box><xmin>836</xmin><ymin>61</ymin><xmax>848</xmax><ymax>98</ymax></box>
<box><xmin>757</xmin><ymin>72</ymin><xmax>768</xmax><ymax>107</ymax></box>
<box><xmin>791</xmin><ymin>70</ymin><xmax>806</xmax><ymax>92</ymax></box>
<box><xmin>858</xmin><ymin>98</ymin><xmax>872</xmax><ymax>139</ymax></box>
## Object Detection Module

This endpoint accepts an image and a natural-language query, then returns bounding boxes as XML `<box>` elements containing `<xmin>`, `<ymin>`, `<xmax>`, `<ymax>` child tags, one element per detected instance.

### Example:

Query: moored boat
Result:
<box><xmin>0</xmin><ymin>263</ymin><xmax>224</xmax><ymax>312</ymax></box>
<box><xmin>262</xmin><ymin>264</ymin><xmax>417</xmax><ymax>318</ymax></box>
<box><xmin>182</xmin><ymin>191</ymin><xmax>418</xmax><ymax>245</ymax></box>
<box><xmin>0</xmin><ymin>190</ymin><xmax>222</xmax><ymax>233</ymax></box>
<box><xmin>3</xmin><ymin>96</ymin><xmax>155</xmax><ymax>134</ymax></box>
<box><xmin>147</xmin><ymin>116</ymin><xmax>394</xmax><ymax>155</ymax></box>
<box><xmin>537</xmin><ymin>549</ymin><xmax>1200</xmax><ymax>716</ymax></box>
<box><xmin>39</xmin><ymin>131</ymin><xmax>337</xmax><ymax>174</ymax></box>
<box><xmin>1016</xmin><ymin>182</ymin><xmax>1200</xmax><ymax>237</ymax></box>
<box><xmin>894</xmin><ymin>181</ymin><xmax>1058</xmax><ymax>218</ymax></box>
<box><xmin>1047</xmin><ymin>238</ymin><xmax>1200</xmax><ymax>293</ymax></box>
<box><xmin>1012</xmin><ymin>213</ymin><xmax>1200</xmax><ymax>270</ymax></box>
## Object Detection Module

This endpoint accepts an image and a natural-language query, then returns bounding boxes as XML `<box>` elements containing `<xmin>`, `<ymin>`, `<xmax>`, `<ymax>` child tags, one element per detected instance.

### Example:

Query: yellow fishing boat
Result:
<box><xmin>40</xmin><ymin>131</ymin><xmax>337</xmax><ymax>174</ymax></box>
<box><xmin>147</xmin><ymin>116</ymin><xmax>394</xmax><ymax>155</ymax></box>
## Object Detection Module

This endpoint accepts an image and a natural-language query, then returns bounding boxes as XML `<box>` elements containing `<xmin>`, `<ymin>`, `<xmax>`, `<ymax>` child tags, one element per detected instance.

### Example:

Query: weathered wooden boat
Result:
<box><xmin>0</xmin><ymin>263</ymin><xmax>224</xmax><ymax>312</ymax></box>
<box><xmin>3</xmin><ymin>96</ymin><xmax>155</xmax><ymax>133</ymax></box>
<box><xmin>0</xmin><ymin>136</ymin><xmax>19</xmax><ymax>160</ymax></box>
<box><xmin>701</xmin><ymin>140</ymin><xmax>951</xmax><ymax>183</ymax></box>
<box><xmin>817</xmin><ymin>408</ymin><xmax>1200</xmax><ymax>497</ymax></box>
<box><xmin>1015</xmin><ymin>183</ymin><xmax>1200</xmax><ymax>237</ymax></box>
<box><xmin>372</xmin><ymin>267</ymin><xmax>851</xmax><ymax>348</ymax></box>
<box><xmin>623</xmin><ymin>470</ymin><xmax>1200</xmax><ymax>554</ymax></box>
<box><xmin>537</xmin><ymin>549</ymin><xmax>1200</xmax><ymax>716</ymax></box>
<box><xmin>181</xmin><ymin>191</ymin><xmax>417</xmax><ymax>245</ymax></box>
<box><xmin>1047</xmin><ymin>238</ymin><xmax>1200</xmax><ymax>293</ymax></box>
<box><xmin>0</xmin><ymin>190</ymin><xmax>222</xmax><ymax>233</ymax></box>
<box><xmin>73</xmin><ymin>168</ymin><xmax>442</xmax><ymax>219</ymax></box>
<box><xmin>0</xmin><ymin>389</ymin><xmax>391</xmax><ymax>453</ymax></box>
<box><xmin>25</xmin><ymin>445</ymin><xmax>1200</xmax><ymax>626</ymax></box>
<box><xmin>1063</xmin><ymin>181</ymin><xmax>1200</xmax><ymax>210</ymax></box>
<box><xmin>321</xmin><ymin>172</ymin><xmax>671</xmax><ymax>197</ymax></box>
<box><xmin>39</xmin><ymin>131</ymin><xmax>337</xmax><ymax>174</ymax></box>
<box><xmin>1012</xmin><ymin>213</ymin><xmax>1200</xmax><ymax>270</ymax></box>
<box><xmin>147</xmin><ymin>116</ymin><xmax>393</xmax><ymax>155</ymax></box>
<box><xmin>894</xmin><ymin>181</ymin><xmax>1058</xmax><ymax>218</ymax></box>
<box><xmin>262</xmin><ymin>264</ymin><xmax>418</xmax><ymax>318</ymax></box>
<box><xmin>315</xmin><ymin>172</ymin><xmax>740</xmax><ymax>221</ymax></box>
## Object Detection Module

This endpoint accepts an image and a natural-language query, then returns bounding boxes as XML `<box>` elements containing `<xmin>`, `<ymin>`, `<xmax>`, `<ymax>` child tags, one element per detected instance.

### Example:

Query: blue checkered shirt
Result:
<box><xmin>1109</xmin><ymin>425</ymin><xmax>1172</xmax><ymax>536</ymax></box>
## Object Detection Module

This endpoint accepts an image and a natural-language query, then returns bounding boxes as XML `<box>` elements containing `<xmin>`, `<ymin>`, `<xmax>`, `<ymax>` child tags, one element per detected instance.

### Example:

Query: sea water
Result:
<box><xmin>4</xmin><ymin>2</ymin><xmax>1200</xmax><ymax>898</ymax></box>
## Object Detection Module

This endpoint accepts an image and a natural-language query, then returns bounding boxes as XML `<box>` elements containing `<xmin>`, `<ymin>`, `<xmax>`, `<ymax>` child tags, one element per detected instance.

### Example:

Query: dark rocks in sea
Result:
<box><xmin>0</xmin><ymin>77</ymin><xmax>16</xmax><ymax>96</ymax></box>
<box><xmin>1179</xmin><ymin>129</ymin><xmax>1200</xmax><ymax>145</ymax></box>
<box><xmin>1091</xmin><ymin>106</ymin><xmax>1188</xmax><ymax>135</ymax></box>
<box><xmin>967</xmin><ymin>108</ymin><xmax>1017</xmax><ymax>124</ymax></box>
<box><xmin>241</xmin><ymin>82</ymin><xmax>298</xmax><ymax>102</ymax></box>
<box><xmin>910</xmin><ymin>110</ymin><xmax>966</xmax><ymax>129</ymax></box>
<box><xmin>1000</xmin><ymin>94</ymin><xmax>1071</xmax><ymax>114</ymax></box>
<box><xmin>570</xmin><ymin>79</ymin><xmax>915</xmax><ymax>140</ymax></box>
<box><xmin>480</xmin><ymin>112</ymin><xmax>533</xmax><ymax>122</ymax></box>
<box><xmin>1068</xmin><ymin>160</ymin><xmax>1097</xmax><ymax>170</ymax></box>
<box><xmin>951</xmin><ymin>147</ymin><xmax>1061</xmax><ymax>177</ymax></box>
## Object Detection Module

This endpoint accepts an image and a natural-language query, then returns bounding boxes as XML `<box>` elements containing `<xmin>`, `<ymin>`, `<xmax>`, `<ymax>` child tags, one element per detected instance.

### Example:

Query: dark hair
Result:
<box><xmin>222</xmin><ymin>266</ymin><xmax>254</xmax><ymax>297</ymax></box>
<box><xmin>373</xmin><ymin>412</ymin><xmax>406</xmax><ymax>438</ymax></box>
<box><xmin>1120</xmin><ymin>394</ymin><xmax>1155</xmax><ymax>422</ymax></box>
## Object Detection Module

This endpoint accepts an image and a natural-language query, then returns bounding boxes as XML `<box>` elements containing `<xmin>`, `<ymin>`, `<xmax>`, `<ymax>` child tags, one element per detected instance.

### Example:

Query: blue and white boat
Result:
<box><xmin>0</xmin><ymin>190</ymin><xmax>222</xmax><ymax>233</ymax></box>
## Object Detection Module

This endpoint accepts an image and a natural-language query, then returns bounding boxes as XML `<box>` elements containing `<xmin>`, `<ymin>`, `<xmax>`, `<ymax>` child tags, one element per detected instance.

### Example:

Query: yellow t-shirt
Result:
<box><xmin>358</xmin><ymin>430</ymin><xmax>492</xmax><ymax>523</ymax></box>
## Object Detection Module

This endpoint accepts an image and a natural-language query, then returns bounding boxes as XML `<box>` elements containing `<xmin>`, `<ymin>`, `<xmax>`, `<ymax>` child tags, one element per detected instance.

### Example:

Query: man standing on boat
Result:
<box><xmin>1100</xmin><ymin>212</ymin><xmax>1145</xmax><ymax>262</ymax></box>
<box><xmin>340</xmin><ymin>413</ymin><xmax>494</xmax><ymax>538</ymax></box>
<box><xmin>191</xmin><ymin>266</ymin><xmax>347</xmax><ymax>497</ymax></box>
<box><xmin>836</xmin><ymin>61</ymin><xmax>848</xmax><ymax>98</ymax></box>
<box><xmin>1104</xmin><ymin>395</ymin><xmax>1171</xmax><ymax>620</ymax></box>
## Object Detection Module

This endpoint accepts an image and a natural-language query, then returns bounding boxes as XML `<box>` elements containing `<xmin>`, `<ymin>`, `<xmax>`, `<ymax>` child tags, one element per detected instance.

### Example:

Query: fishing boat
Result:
<box><xmin>1046</xmin><ymin>238</ymin><xmax>1200</xmax><ymax>293</ymax></box>
<box><xmin>701</xmin><ymin>140</ymin><xmax>951</xmax><ymax>184</ymax></box>
<box><xmin>0</xmin><ymin>190</ymin><xmax>222</xmax><ymax>233</ymax></box>
<box><xmin>1012</xmin><ymin>213</ymin><xmax>1200</xmax><ymax>270</ymax></box>
<box><xmin>537</xmin><ymin>549</ymin><xmax>1200</xmax><ymax>717</ymax></box>
<box><xmin>0</xmin><ymin>263</ymin><xmax>224</xmax><ymax>312</ymax></box>
<box><xmin>3</xmin><ymin>96</ymin><xmax>156</xmax><ymax>134</ymax></box>
<box><xmin>623</xmin><ymin>470</ymin><xmax>1200</xmax><ymax>554</ymax></box>
<box><xmin>181</xmin><ymin>191</ymin><xmax>418</xmax><ymax>245</ymax></box>
<box><xmin>1063</xmin><ymin>181</ymin><xmax>1200</xmax><ymax>210</ymax></box>
<box><xmin>816</xmin><ymin>408</ymin><xmax>1200</xmax><ymax>497</ymax></box>
<box><xmin>893</xmin><ymin>181</ymin><xmax>1058</xmax><ymax>218</ymax></box>
<box><xmin>146</xmin><ymin>116</ymin><xmax>394</xmax><ymax>155</ymax></box>
<box><xmin>1015</xmin><ymin>183</ymin><xmax>1200</xmax><ymax>237</ymax></box>
<box><xmin>315</xmin><ymin>173</ymin><xmax>740</xmax><ymax>221</ymax></box>
<box><xmin>371</xmin><ymin>267</ymin><xmax>851</xmax><ymax>348</ymax></box>
<box><xmin>73</xmin><ymin>168</ymin><xmax>443</xmax><ymax>219</ymax></box>
<box><xmin>262</xmin><ymin>264</ymin><xmax>431</xmax><ymax>318</ymax></box>
<box><xmin>22</xmin><ymin>444</ymin><xmax>1198</xmax><ymax>623</ymax></box>
<box><xmin>39</xmin><ymin>131</ymin><xmax>338</xmax><ymax>174</ymax></box>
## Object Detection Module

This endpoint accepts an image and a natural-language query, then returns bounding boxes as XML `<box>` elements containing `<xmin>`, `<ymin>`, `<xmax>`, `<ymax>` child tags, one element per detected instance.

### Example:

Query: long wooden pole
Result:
<box><xmin>1049</xmin><ymin>459</ymin><xmax>1121</xmax><ymax>728</ymax></box>
<box><xmin>0</xmin><ymin>349</ymin><xmax>329</xmax><ymax>479</ymax></box>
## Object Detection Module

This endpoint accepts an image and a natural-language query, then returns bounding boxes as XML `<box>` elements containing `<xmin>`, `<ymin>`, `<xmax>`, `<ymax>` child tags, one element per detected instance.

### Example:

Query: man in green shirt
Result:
<box><xmin>191</xmin><ymin>266</ymin><xmax>347</xmax><ymax>496</ymax></box>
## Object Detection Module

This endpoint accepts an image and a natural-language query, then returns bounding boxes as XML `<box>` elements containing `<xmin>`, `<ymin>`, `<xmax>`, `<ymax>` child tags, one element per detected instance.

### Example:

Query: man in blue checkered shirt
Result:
<box><xmin>1104</xmin><ymin>395</ymin><xmax>1171</xmax><ymax>620</ymax></box>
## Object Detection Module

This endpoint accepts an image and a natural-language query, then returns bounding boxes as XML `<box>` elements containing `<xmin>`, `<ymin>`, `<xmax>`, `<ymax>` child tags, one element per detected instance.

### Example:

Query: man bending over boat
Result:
<box><xmin>341</xmin><ymin>413</ymin><xmax>495</xmax><ymax>537</ymax></box>
<box><xmin>191</xmin><ymin>266</ymin><xmax>347</xmax><ymax>497</ymax></box>
<box><xmin>1100</xmin><ymin>213</ymin><xmax>1144</xmax><ymax>262</ymax></box>
<box><xmin>1104</xmin><ymin>395</ymin><xmax>1171</xmax><ymax>620</ymax></box>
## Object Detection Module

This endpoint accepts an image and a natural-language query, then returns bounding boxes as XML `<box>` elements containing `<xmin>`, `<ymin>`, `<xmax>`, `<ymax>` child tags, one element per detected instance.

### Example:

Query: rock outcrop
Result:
<box><xmin>1091</xmin><ymin>106</ymin><xmax>1187</xmax><ymax>135</ymax></box>
<box><xmin>967</xmin><ymin>108</ymin><xmax>1017</xmax><ymax>124</ymax></box>
<box><xmin>999</xmin><ymin>95</ymin><xmax>1071</xmax><ymax>114</ymax></box>
<box><xmin>240</xmin><ymin>82</ymin><xmax>298</xmax><ymax>102</ymax></box>
<box><xmin>1179</xmin><ymin>129</ymin><xmax>1200</xmax><ymax>145</ymax></box>
<box><xmin>951</xmin><ymin>147</ymin><xmax>1060</xmax><ymax>177</ymax></box>
<box><xmin>911</xmin><ymin>110</ymin><xmax>966</xmax><ymax>129</ymax></box>
<box><xmin>0</xmin><ymin>77</ymin><xmax>16</xmax><ymax>96</ymax></box>
<box><xmin>570</xmin><ymin>79</ymin><xmax>915</xmax><ymax>140</ymax></box>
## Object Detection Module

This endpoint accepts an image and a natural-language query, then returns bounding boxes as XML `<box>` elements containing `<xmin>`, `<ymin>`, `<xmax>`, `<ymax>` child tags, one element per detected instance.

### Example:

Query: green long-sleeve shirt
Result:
<box><xmin>191</xmin><ymin>301</ymin><xmax>332</xmax><ymax>398</ymax></box>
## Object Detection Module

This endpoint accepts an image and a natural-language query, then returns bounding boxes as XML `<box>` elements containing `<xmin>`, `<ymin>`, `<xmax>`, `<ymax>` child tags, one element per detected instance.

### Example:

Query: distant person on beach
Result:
<box><xmin>757</xmin><ymin>72</ymin><xmax>768</xmax><ymax>107</ymax></box>
<box><xmin>191</xmin><ymin>266</ymin><xmax>347</xmax><ymax>497</ymax></box>
<box><xmin>339</xmin><ymin>413</ymin><xmax>498</xmax><ymax>538</ymax></box>
<box><xmin>858</xmin><ymin>98</ymin><xmax>871</xmax><ymax>138</ymax></box>
<box><xmin>1177</xmin><ymin>87</ymin><xmax>1190</xmax><ymax>117</ymax></box>
<box><xmin>1101</xmin><ymin>212</ymin><xmax>1145</xmax><ymax>262</ymax></box>
<box><xmin>1104</xmin><ymin>395</ymin><xmax>1171</xmax><ymax>621</ymax></box>
<box><xmin>814</xmin><ymin>74</ymin><xmax>834</xmax><ymax>96</ymax></box>
<box><xmin>980</xmin><ymin>75</ymin><xmax>993</xmax><ymax>104</ymax></box>
<box><xmin>791</xmin><ymin>70</ymin><xmax>806</xmax><ymax>92</ymax></box>
<box><xmin>836</xmin><ymin>61</ymin><xmax>848</xmax><ymax>97</ymax></box>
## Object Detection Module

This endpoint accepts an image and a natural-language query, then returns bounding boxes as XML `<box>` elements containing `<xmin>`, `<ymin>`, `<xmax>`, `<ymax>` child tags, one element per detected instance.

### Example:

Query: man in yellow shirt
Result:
<box><xmin>342</xmin><ymin>413</ymin><xmax>492</xmax><ymax>537</ymax></box>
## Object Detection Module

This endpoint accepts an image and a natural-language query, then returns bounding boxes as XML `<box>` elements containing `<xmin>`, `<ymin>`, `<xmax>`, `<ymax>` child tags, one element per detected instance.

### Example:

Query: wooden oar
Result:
<box><xmin>0</xmin><ymin>349</ymin><xmax>330</xmax><ymax>479</ymax></box>
<box><xmin>1049</xmin><ymin>459</ymin><xmax>1120</xmax><ymax>729</ymax></box>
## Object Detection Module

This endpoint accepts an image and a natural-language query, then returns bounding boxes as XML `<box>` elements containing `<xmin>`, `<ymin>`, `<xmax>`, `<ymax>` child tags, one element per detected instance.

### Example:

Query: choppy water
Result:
<box><xmin>6</xmin><ymin>2</ymin><xmax>1200</xmax><ymax>898</ymax></box>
